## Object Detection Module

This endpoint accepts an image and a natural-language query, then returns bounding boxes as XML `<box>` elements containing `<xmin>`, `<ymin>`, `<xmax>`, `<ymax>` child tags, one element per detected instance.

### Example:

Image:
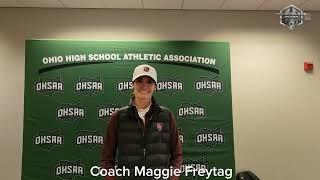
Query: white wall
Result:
<box><xmin>0</xmin><ymin>8</ymin><xmax>319</xmax><ymax>180</ymax></box>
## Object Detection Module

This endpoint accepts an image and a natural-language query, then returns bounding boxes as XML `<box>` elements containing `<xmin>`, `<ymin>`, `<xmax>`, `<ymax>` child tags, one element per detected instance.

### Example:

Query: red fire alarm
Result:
<box><xmin>304</xmin><ymin>61</ymin><xmax>313</xmax><ymax>72</ymax></box>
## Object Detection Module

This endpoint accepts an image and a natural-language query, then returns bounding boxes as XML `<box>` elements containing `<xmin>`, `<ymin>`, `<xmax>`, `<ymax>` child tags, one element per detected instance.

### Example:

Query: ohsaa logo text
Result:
<box><xmin>75</xmin><ymin>76</ymin><xmax>103</xmax><ymax>96</ymax></box>
<box><xmin>57</xmin><ymin>103</ymin><xmax>86</xmax><ymax>122</ymax></box>
<box><xmin>33</xmin><ymin>130</ymin><xmax>63</xmax><ymax>151</ymax></box>
<box><xmin>98</xmin><ymin>107</ymin><xmax>120</xmax><ymax>120</ymax></box>
<box><xmin>117</xmin><ymin>78</ymin><xmax>133</xmax><ymax>92</ymax></box>
<box><xmin>35</xmin><ymin>76</ymin><xmax>63</xmax><ymax>96</ymax></box>
<box><xmin>195</xmin><ymin>76</ymin><xmax>223</xmax><ymax>95</ymax></box>
<box><xmin>76</xmin><ymin>130</ymin><xmax>104</xmax><ymax>151</ymax></box>
<box><xmin>181</xmin><ymin>157</ymin><xmax>208</xmax><ymax>173</ymax></box>
<box><xmin>178</xmin><ymin>128</ymin><xmax>184</xmax><ymax>144</ymax></box>
<box><xmin>55</xmin><ymin>160</ymin><xmax>84</xmax><ymax>180</ymax></box>
<box><xmin>177</xmin><ymin>101</ymin><xmax>206</xmax><ymax>119</ymax></box>
<box><xmin>157</xmin><ymin>76</ymin><xmax>183</xmax><ymax>96</ymax></box>
<box><xmin>97</xmin><ymin>101</ymin><xmax>123</xmax><ymax>121</ymax></box>
<box><xmin>196</xmin><ymin>128</ymin><xmax>225</xmax><ymax>148</ymax></box>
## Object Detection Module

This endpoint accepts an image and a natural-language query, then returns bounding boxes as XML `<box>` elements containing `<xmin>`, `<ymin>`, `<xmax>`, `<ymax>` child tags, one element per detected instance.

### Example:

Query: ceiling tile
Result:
<box><xmin>182</xmin><ymin>0</ymin><xmax>224</xmax><ymax>10</ymax></box>
<box><xmin>60</xmin><ymin>0</ymin><xmax>107</xmax><ymax>8</ymax></box>
<box><xmin>18</xmin><ymin>0</ymin><xmax>63</xmax><ymax>7</ymax></box>
<box><xmin>1</xmin><ymin>0</ymin><xmax>318</xmax><ymax>10</ymax></box>
<box><xmin>301</xmin><ymin>0</ymin><xmax>320</xmax><ymax>11</ymax></box>
<box><xmin>107</xmin><ymin>0</ymin><xmax>142</xmax><ymax>8</ymax></box>
<box><xmin>287</xmin><ymin>0</ymin><xmax>307</xmax><ymax>6</ymax></box>
<box><xmin>259</xmin><ymin>0</ymin><xmax>295</xmax><ymax>10</ymax></box>
<box><xmin>221</xmin><ymin>0</ymin><xmax>265</xmax><ymax>10</ymax></box>
<box><xmin>143</xmin><ymin>0</ymin><xmax>182</xmax><ymax>9</ymax></box>
<box><xmin>0</xmin><ymin>0</ymin><xmax>20</xmax><ymax>7</ymax></box>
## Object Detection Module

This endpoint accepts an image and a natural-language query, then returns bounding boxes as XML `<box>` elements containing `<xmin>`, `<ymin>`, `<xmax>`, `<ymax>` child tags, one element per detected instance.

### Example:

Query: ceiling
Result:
<box><xmin>0</xmin><ymin>0</ymin><xmax>318</xmax><ymax>11</ymax></box>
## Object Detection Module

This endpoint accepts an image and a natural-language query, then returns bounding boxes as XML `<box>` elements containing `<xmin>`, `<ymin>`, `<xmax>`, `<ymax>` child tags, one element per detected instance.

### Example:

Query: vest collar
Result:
<box><xmin>128</xmin><ymin>96</ymin><xmax>161</xmax><ymax>120</ymax></box>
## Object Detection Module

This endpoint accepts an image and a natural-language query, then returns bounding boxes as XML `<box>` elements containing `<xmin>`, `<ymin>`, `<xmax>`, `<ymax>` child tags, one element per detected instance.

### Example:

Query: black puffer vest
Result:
<box><xmin>116</xmin><ymin>98</ymin><xmax>171</xmax><ymax>179</ymax></box>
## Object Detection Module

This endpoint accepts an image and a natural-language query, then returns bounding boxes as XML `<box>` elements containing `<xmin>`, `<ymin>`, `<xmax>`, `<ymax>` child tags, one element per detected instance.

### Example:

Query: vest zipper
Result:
<box><xmin>138</xmin><ymin>118</ymin><xmax>146</xmax><ymax>162</ymax></box>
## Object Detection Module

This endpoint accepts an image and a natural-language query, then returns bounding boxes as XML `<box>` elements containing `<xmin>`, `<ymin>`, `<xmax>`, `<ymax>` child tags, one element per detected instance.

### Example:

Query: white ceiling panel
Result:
<box><xmin>221</xmin><ymin>0</ymin><xmax>264</xmax><ymax>10</ymax></box>
<box><xmin>143</xmin><ymin>0</ymin><xmax>182</xmax><ymax>9</ymax></box>
<box><xmin>107</xmin><ymin>0</ymin><xmax>142</xmax><ymax>8</ymax></box>
<box><xmin>288</xmin><ymin>0</ymin><xmax>308</xmax><ymax>6</ymax></box>
<box><xmin>301</xmin><ymin>0</ymin><xmax>320</xmax><ymax>11</ymax></box>
<box><xmin>60</xmin><ymin>0</ymin><xmax>107</xmax><ymax>8</ymax></box>
<box><xmin>1</xmin><ymin>0</ymin><xmax>320</xmax><ymax>10</ymax></box>
<box><xmin>17</xmin><ymin>0</ymin><xmax>62</xmax><ymax>7</ymax></box>
<box><xmin>259</xmin><ymin>0</ymin><xmax>295</xmax><ymax>10</ymax></box>
<box><xmin>0</xmin><ymin>0</ymin><xmax>20</xmax><ymax>7</ymax></box>
<box><xmin>182</xmin><ymin>0</ymin><xmax>224</xmax><ymax>10</ymax></box>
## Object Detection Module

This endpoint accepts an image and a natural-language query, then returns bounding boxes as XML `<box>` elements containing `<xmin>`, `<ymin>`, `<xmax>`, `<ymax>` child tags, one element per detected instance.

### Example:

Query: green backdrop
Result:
<box><xmin>22</xmin><ymin>40</ymin><xmax>235</xmax><ymax>180</ymax></box>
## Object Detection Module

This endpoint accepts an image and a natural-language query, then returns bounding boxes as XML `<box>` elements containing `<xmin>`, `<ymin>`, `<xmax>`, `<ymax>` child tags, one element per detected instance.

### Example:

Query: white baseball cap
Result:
<box><xmin>132</xmin><ymin>64</ymin><xmax>157</xmax><ymax>84</ymax></box>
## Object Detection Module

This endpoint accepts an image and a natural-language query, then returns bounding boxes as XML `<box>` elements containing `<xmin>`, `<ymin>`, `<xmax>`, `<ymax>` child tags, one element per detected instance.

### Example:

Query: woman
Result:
<box><xmin>101</xmin><ymin>64</ymin><xmax>182</xmax><ymax>180</ymax></box>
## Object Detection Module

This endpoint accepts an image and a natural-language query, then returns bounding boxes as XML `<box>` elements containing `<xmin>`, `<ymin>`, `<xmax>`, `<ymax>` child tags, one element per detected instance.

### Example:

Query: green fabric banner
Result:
<box><xmin>22</xmin><ymin>40</ymin><xmax>235</xmax><ymax>180</ymax></box>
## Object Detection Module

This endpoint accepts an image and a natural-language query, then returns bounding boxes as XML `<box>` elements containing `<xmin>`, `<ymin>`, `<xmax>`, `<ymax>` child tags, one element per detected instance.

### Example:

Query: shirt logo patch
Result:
<box><xmin>156</xmin><ymin>122</ymin><xmax>163</xmax><ymax>132</ymax></box>
<box><xmin>144</xmin><ymin>66</ymin><xmax>150</xmax><ymax>72</ymax></box>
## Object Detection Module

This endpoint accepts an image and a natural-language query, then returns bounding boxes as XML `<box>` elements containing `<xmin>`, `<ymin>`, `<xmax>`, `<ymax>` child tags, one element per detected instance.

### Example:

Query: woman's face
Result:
<box><xmin>133</xmin><ymin>76</ymin><xmax>156</xmax><ymax>101</ymax></box>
